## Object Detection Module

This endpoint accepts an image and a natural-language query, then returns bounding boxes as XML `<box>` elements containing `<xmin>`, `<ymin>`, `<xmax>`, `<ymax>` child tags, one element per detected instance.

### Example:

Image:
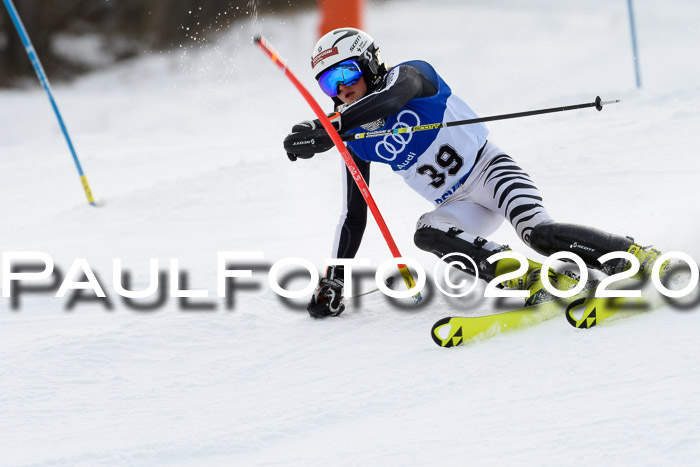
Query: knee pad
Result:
<box><xmin>414</xmin><ymin>226</ymin><xmax>502</xmax><ymax>282</ymax></box>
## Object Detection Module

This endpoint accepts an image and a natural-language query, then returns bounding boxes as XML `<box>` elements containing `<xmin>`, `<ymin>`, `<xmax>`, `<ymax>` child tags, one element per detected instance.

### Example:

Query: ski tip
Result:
<box><xmin>565</xmin><ymin>297</ymin><xmax>610</xmax><ymax>329</ymax></box>
<box><xmin>253</xmin><ymin>34</ymin><xmax>262</xmax><ymax>44</ymax></box>
<box><xmin>431</xmin><ymin>317</ymin><xmax>455</xmax><ymax>347</ymax></box>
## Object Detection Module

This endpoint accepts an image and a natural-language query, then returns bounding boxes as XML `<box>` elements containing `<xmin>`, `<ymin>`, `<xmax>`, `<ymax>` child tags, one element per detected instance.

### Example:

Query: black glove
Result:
<box><xmin>307</xmin><ymin>265</ymin><xmax>345</xmax><ymax>318</ymax></box>
<box><xmin>283</xmin><ymin>113</ymin><xmax>342</xmax><ymax>162</ymax></box>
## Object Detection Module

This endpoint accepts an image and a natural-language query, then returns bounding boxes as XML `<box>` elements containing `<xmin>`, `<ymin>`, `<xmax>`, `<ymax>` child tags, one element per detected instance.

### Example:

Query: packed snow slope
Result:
<box><xmin>1</xmin><ymin>0</ymin><xmax>699</xmax><ymax>465</ymax></box>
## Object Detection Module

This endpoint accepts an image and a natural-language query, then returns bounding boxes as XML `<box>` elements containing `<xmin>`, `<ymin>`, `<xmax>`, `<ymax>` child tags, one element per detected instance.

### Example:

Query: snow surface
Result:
<box><xmin>1</xmin><ymin>0</ymin><xmax>700</xmax><ymax>465</ymax></box>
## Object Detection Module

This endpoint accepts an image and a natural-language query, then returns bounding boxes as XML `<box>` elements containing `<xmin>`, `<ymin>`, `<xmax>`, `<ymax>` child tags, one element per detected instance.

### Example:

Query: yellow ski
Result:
<box><xmin>431</xmin><ymin>284</ymin><xmax>596</xmax><ymax>347</ymax></box>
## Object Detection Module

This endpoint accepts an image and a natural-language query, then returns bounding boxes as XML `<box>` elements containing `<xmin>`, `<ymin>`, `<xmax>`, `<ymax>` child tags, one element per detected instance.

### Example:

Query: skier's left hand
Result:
<box><xmin>307</xmin><ymin>265</ymin><xmax>345</xmax><ymax>318</ymax></box>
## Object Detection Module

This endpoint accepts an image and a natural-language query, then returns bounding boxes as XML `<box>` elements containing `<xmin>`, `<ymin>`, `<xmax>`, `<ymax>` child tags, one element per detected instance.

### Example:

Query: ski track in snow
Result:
<box><xmin>1</xmin><ymin>0</ymin><xmax>700</xmax><ymax>465</ymax></box>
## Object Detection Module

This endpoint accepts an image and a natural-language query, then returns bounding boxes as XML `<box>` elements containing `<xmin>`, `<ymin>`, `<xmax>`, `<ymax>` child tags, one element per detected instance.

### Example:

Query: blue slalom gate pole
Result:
<box><xmin>2</xmin><ymin>0</ymin><xmax>97</xmax><ymax>206</ymax></box>
<box><xmin>627</xmin><ymin>0</ymin><xmax>642</xmax><ymax>89</ymax></box>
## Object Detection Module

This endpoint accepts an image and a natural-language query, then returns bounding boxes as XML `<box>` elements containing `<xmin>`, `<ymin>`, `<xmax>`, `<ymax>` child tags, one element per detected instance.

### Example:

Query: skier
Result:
<box><xmin>283</xmin><ymin>27</ymin><xmax>663</xmax><ymax>319</ymax></box>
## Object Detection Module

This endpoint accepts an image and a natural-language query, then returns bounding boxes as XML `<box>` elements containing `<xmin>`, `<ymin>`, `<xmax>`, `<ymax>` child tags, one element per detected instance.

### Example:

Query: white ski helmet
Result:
<box><xmin>311</xmin><ymin>27</ymin><xmax>386</xmax><ymax>97</ymax></box>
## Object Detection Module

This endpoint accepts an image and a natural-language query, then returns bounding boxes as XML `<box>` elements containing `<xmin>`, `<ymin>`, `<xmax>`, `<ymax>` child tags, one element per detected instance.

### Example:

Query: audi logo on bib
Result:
<box><xmin>375</xmin><ymin>110</ymin><xmax>420</xmax><ymax>162</ymax></box>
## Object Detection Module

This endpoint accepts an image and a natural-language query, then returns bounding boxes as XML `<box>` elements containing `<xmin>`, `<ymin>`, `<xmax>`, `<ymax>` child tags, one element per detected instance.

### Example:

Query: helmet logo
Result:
<box><xmin>330</xmin><ymin>29</ymin><xmax>356</xmax><ymax>47</ymax></box>
<box><xmin>375</xmin><ymin>110</ymin><xmax>420</xmax><ymax>162</ymax></box>
<box><xmin>349</xmin><ymin>36</ymin><xmax>361</xmax><ymax>52</ymax></box>
<box><xmin>312</xmin><ymin>47</ymin><xmax>339</xmax><ymax>68</ymax></box>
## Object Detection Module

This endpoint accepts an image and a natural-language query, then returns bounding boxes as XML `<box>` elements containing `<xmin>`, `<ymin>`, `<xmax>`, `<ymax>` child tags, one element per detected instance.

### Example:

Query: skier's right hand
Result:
<box><xmin>283</xmin><ymin>127</ymin><xmax>331</xmax><ymax>161</ymax></box>
<box><xmin>283</xmin><ymin>115</ymin><xmax>340</xmax><ymax>161</ymax></box>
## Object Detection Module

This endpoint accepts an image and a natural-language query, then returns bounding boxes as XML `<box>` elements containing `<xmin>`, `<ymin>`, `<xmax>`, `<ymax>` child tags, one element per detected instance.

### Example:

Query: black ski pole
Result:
<box><xmin>340</xmin><ymin>96</ymin><xmax>619</xmax><ymax>142</ymax></box>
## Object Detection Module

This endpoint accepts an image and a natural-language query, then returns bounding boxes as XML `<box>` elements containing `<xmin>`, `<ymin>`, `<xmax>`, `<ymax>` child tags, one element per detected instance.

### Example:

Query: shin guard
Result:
<box><xmin>530</xmin><ymin>222</ymin><xmax>634</xmax><ymax>273</ymax></box>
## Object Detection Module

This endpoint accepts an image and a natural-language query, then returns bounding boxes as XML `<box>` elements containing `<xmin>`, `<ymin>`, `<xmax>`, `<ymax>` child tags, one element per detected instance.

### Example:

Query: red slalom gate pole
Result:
<box><xmin>254</xmin><ymin>35</ymin><xmax>422</xmax><ymax>303</ymax></box>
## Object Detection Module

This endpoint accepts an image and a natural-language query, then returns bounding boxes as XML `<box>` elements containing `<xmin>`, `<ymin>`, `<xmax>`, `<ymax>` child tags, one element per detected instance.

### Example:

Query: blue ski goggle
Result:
<box><xmin>317</xmin><ymin>60</ymin><xmax>363</xmax><ymax>97</ymax></box>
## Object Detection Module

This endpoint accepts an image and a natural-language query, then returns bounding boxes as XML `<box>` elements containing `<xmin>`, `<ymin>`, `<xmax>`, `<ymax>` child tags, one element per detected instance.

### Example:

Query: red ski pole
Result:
<box><xmin>254</xmin><ymin>35</ymin><xmax>422</xmax><ymax>303</ymax></box>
